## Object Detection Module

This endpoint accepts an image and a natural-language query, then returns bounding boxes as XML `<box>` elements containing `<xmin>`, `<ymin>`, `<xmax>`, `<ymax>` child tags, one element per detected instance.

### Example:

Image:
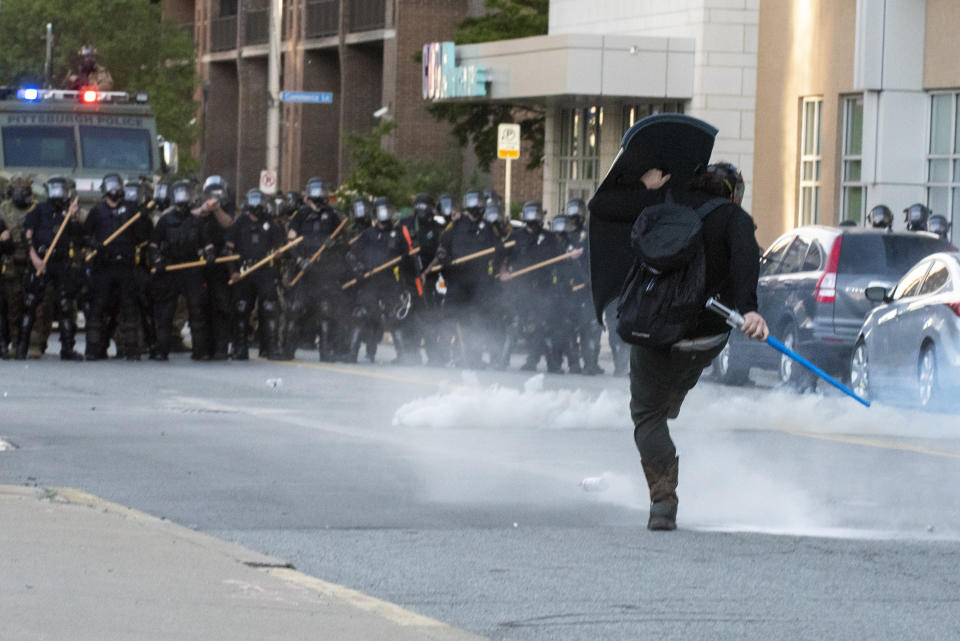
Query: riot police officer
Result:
<box><xmin>562</xmin><ymin>199</ymin><xmax>602</xmax><ymax>375</ymax></box>
<box><xmin>904</xmin><ymin>203</ymin><xmax>931</xmax><ymax>232</ymax></box>
<box><xmin>226</xmin><ymin>189</ymin><xmax>286</xmax><ymax>360</ymax></box>
<box><xmin>200</xmin><ymin>175</ymin><xmax>236</xmax><ymax>359</ymax></box>
<box><xmin>437</xmin><ymin>193</ymin><xmax>459</xmax><ymax>224</ymax></box>
<box><xmin>398</xmin><ymin>193</ymin><xmax>447</xmax><ymax>366</ymax></box>
<box><xmin>929</xmin><ymin>214</ymin><xmax>952</xmax><ymax>241</ymax></box>
<box><xmin>83</xmin><ymin>174</ymin><xmax>153</xmax><ymax>360</ymax></box>
<box><xmin>0</xmin><ymin>176</ymin><xmax>37</xmax><ymax>357</ymax></box>
<box><xmin>869</xmin><ymin>205</ymin><xmax>893</xmax><ymax>231</ymax></box>
<box><xmin>18</xmin><ymin>177</ymin><xmax>84</xmax><ymax>360</ymax></box>
<box><xmin>0</xmin><ymin>216</ymin><xmax>12</xmax><ymax>358</ymax></box>
<box><xmin>150</xmin><ymin>180</ymin><xmax>214</xmax><ymax>361</ymax></box>
<box><xmin>283</xmin><ymin>178</ymin><xmax>343</xmax><ymax>360</ymax></box>
<box><xmin>345</xmin><ymin>197</ymin><xmax>407</xmax><ymax>363</ymax></box>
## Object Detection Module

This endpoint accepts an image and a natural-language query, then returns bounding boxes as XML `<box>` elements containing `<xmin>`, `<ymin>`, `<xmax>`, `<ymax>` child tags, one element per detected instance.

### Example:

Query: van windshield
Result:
<box><xmin>1</xmin><ymin>125</ymin><xmax>76</xmax><ymax>168</ymax></box>
<box><xmin>79</xmin><ymin>126</ymin><xmax>152</xmax><ymax>172</ymax></box>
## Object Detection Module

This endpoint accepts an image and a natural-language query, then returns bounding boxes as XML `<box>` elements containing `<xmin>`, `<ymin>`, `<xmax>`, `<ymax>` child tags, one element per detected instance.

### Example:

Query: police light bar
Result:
<box><xmin>81</xmin><ymin>89</ymin><xmax>99</xmax><ymax>103</ymax></box>
<box><xmin>17</xmin><ymin>87</ymin><xmax>40</xmax><ymax>101</ymax></box>
<box><xmin>9</xmin><ymin>88</ymin><xmax>145</xmax><ymax>104</ymax></box>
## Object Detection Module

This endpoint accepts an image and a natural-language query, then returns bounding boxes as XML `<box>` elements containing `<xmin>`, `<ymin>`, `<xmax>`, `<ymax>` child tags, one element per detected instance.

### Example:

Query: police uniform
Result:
<box><xmin>283</xmin><ymin>203</ymin><xmax>342</xmax><ymax>360</ymax></box>
<box><xmin>0</xmin><ymin>198</ymin><xmax>35</xmax><ymax>356</ymax></box>
<box><xmin>0</xmin><ymin>218</ymin><xmax>12</xmax><ymax>357</ymax></box>
<box><xmin>226</xmin><ymin>213</ymin><xmax>286</xmax><ymax>360</ymax></box>
<box><xmin>398</xmin><ymin>213</ymin><xmax>444</xmax><ymax>366</ymax></box>
<box><xmin>151</xmin><ymin>207</ymin><xmax>213</xmax><ymax>360</ymax></box>
<box><xmin>19</xmin><ymin>201</ymin><xmax>84</xmax><ymax>360</ymax></box>
<box><xmin>345</xmin><ymin>223</ymin><xmax>405</xmax><ymax>363</ymax></box>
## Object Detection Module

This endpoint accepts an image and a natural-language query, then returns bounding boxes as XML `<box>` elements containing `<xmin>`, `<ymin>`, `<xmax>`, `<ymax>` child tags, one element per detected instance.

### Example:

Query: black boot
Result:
<box><xmin>15</xmin><ymin>310</ymin><xmax>36</xmax><ymax>360</ymax></box>
<box><xmin>642</xmin><ymin>456</ymin><xmax>679</xmax><ymax>531</ymax></box>
<box><xmin>261</xmin><ymin>300</ymin><xmax>283</xmax><ymax>360</ymax></box>
<box><xmin>347</xmin><ymin>326</ymin><xmax>362</xmax><ymax>363</ymax></box>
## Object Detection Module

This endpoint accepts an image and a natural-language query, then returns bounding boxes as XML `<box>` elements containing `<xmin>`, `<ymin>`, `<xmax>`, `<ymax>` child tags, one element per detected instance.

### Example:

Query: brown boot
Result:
<box><xmin>642</xmin><ymin>456</ymin><xmax>679</xmax><ymax>531</ymax></box>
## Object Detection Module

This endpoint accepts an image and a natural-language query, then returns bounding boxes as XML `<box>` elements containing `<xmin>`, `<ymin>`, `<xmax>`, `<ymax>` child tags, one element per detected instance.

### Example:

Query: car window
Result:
<box><xmin>802</xmin><ymin>241</ymin><xmax>824</xmax><ymax>272</ymax></box>
<box><xmin>779</xmin><ymin>238</ymin><xmax>810</xmax><ymax>274</ymax></box>
<box><xmin>893</xmin><ymin>262</ymin><xmax>931</xmax><ymax>300</ymax></box>
<box><xmin>919</xmin><ymin>261</ymin><xmax>951</xmax><ymax>295</ymax></box>
<box><xmin>838</xmin><ymin>234</ymin><xmax>953</xmax><ymax>278</ymax></box>
<box><xmin>759</xmin><ymin>236</ymin><xmax>793</xmax><ymax>277</ymax></box>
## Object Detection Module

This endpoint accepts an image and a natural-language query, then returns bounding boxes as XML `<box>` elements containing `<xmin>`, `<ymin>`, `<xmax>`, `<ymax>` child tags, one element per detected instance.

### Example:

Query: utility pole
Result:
<box><xmin>44</xmin><ymin>24</ymin><xmax>53</xmax><ymax>88</ymax></box>
<box><xmin>266</xmin><ymin>0</ymin><xmax>283</xmax><ymax>176</ymax></box>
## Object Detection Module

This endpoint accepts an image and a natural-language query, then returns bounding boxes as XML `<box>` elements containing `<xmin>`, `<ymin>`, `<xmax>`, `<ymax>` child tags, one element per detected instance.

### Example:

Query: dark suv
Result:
<box><xmin>712</xmin><ymin>226</ymin><xmax>954</xmax><ymax>387</ymax></box>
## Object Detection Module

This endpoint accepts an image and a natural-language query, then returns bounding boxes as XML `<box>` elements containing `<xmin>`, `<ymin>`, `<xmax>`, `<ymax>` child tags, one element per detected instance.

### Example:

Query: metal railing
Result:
<box><xmin>210</xmin><ymin>15</ymin><xmax>238</xmax><ymax>52</ymax></box>
<box><xmin>306</xmin><ymin>0</ymin><xmax>339</xmax><ymax>38</ymax></box>
<box><xmin>245</xmin><ymin>9</ymin><xmax>269</xmax><ymax>45</ymax></box>
<box><xmin>349</xmin><ymin>0</ymin><xmax>386</xmax><ymax>32</ymax></box>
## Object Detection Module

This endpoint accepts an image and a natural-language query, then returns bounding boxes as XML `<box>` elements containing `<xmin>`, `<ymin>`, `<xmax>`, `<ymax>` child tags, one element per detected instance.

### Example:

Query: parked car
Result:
<box><xmin>850</xmin><ymin>252</ymin><xmax>960</xmax><ymax>408</ymax></box>
<box><xmin>712</xmin><ymin>226</ymin><xmax>954</xmax><ymax>388</ymax></box>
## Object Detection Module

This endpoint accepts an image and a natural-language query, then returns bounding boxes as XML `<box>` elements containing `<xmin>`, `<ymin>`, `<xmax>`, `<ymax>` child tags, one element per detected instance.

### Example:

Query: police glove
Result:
<box><xmin>204</xmin><ymin>246</ymin><xmax>217</xmax><ymax>265</ymax></box>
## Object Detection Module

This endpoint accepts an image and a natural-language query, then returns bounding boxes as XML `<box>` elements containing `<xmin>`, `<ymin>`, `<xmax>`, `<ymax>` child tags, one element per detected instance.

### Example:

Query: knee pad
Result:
<box><xmin>262</xmin><ymin>299</ymin><xmax>278</xmax><ymax>314</ymax></box>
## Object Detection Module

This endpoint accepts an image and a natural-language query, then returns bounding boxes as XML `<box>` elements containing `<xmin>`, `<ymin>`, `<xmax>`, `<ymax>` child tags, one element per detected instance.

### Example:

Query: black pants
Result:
<box><xmin>19</xmin><ymin>262</ymin><xmax>80</xmax><ymax>356</ymax></box>
<box><xmin>232</xmin><ymin>268</ymin><xmax>280</xmax><ymax>359</ymax></box>
<box><xmin>629</xmin><ymin>340</ymin><xmax>726</xmax><ymax>467</ymax></box>
<box><xmin>153</xmin><ymin>270</ymin><xmax>208</xmax><ymax>358</ymax></box>
<box><xmin>204</xmin><ymin>263</ymin><xmax>232</xmax><ymax>357</ymax></box>
<box><xmin>86</xmin><ymin>262</ymin><xmax>139</xmax><ymax>358</ymax></box>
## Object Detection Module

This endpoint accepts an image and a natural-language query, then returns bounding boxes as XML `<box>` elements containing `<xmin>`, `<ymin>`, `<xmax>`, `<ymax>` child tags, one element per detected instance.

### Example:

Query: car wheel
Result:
<box><xmin>779</xmin><ymin>323</ymin><xmax>815</xmax><ymax>392</ymax></box>
<box><xmin>712</xmin><ymin>340</ymin><xmax>750</xmax><ymax>386</ymax></box>
<box><xmin>850</xmin><ymin>340</ymin><xmax>870</xmax><ymax>402</ymax></box>
<box><xmin>918</xmin><ymin>345</ymin><xmax>938</xmax><ymax>409</ymax></box>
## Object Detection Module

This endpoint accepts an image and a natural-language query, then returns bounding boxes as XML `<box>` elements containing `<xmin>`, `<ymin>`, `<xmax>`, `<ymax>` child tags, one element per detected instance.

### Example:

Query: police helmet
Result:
<box><xmin>463</xmin><ymin>190</ymin><xmax>484</xmax><ymax>214</ymax></box>
<box><xmin>374</xmin><ymin>196</ymin><xmax>394</xmax><ymax>224</ymax></box>
<box><xmin>45</xmin><ymin>177</ymin><xmax>76</xmax><ymax>209</ymax></box>
<box><xmin>928</xmin><ymin>214</ymin><xmax>951</xmax><ymax>240</ymax></box>
<box><xmin>154</xmin><ymin>182</ymin><xmax>171</xmax><ymax>210</ymax></box>
<box><xmin>904</xmin><ymin>203</ymin><xmax>931</xmax><ymax>232</ymax></box>
<box><xmin>243</xmin><ymin>188</ymin><xmax>274</xmax><ymax>218</ymax></box>
<box><xmin>438</xmin><ymin>193</ymin><xmax>456</xmax><ymax>220</ymax></box>
<box><xmin>483</xmin><ymin>197</ymin><xmax>502</xmax><ymax>224</ymax></box>
<box><xmin>171</xmin><ymin>179</ymin><xmax>198</xmax><ymax>211</ymax></box>
<box><xmin>550</xmin><ymin>215</ymin><xmax>572</xmax><ymax>234</ymax></box>
<box><xmin>869</xmin><ymin>205</ymin><xmax>893</xmax><ymax>230</ymax></box>
<box><xmin>279</xmin><ymin>190</ymin><xmax>303</xmax><ymax>218</ymax></box>
<box><xmin>305</xmin><ymin>178</ymin><xmax>329</xmax><ymax>204</ymax></box>
<box><xmin>565</xmin><ymin>198</ymin><xmax>587</xmax><ymax>230</ymax></box>
<box><xmin>521</xmin><ymin>201</ymin><xmax>544</xmax><ymax>223</ymax></box>
<box><xmin>101</xmin><ymin>173</ymin><xmax>124</xmax><ymax>201</ymax></box>
<box><xmin>123</xmin><ymin>181</ymin><xmax>143</xmax><ymax>205</ymax></box>
<box><xmin>202</xmin><ymin>175</ymin><xmax>234</xmax><ymax>212</ymax></box>
<box><xmin>352</xmin><ymin>198</ymin><xmax>372</xmax><ymax>221</ymax></box>
<box><xmin>8</xmin><ymin>176</ymin><xmax>34</xmax><ymax>208</ymax></box>
<box><xmin>413</xmin><ymin>193</ymin><xmax>436</xmax><ymax>220</ymax></box>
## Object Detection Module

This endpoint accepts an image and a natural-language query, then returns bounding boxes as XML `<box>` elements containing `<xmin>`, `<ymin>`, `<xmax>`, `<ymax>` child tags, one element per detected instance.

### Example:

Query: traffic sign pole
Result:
<box><xmin>505</xmin><ymin>157</ymin><xmax>512</xmax><ymax>220</ymax></box>
<box><xmin>497</xmin><ymin>123</ymin><xmax>521</xmax><ymax>219</ymax></box>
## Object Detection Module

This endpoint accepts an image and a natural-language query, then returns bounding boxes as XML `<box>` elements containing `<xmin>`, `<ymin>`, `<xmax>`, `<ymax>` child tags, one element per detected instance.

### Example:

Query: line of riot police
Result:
<box><xmin>0</xmin><ymin>175</ymin><xmax>629</xmax><ymax>375</ymax></box>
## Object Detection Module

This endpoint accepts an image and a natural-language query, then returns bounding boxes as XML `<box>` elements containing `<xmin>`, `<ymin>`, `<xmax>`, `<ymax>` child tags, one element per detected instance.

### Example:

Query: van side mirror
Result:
<box><xmin>160</xmin><ymin>138</ymin><xmax>179</xmax><ymax>176</ymax></box>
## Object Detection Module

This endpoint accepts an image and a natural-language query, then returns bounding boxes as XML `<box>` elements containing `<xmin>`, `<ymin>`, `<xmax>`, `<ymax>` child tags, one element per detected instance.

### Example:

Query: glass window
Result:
<box><xmin>779</xmin><ymin>238</ymin><xmax>810</xmax><ymax>274</ymax></box>
<box><xmin>919</xmin><ymin>261</ymin><xmax>950</xmax><ymax>295</ymax></box>
<box><xmin>79</xmin><ymin>126</ymin><xmax>153</xmax><ymax>172</ymax></box>
<box><xmin>802</xmin><ymin>241</ymin><xmax>824</xmax><ymax>272</ymax></box>
<box><xmin>841</xmin><ymin>95</ymin><xmax>865</xmax><ymax>225</ymax></box>
<box><xmin>893</xmin><ymin>262</ymin><xmax>931</xmax><ymax>300</ymax></box>
<box><xmin>1</xmin><ymin>126</ymin><xmax>77</xmax><ymax>168</ymax></box>
<box><xmin>759</xmin><ymin>236</ymin><xmax>793</xmax><ymax>277</ymax></box>
<box><xmin>621</xmin><ymin>102</ymin><xmax>684</xmax><ymax>132</ymax></box>
<box><xmin>558</xmin><ymin>106</ymin><xmax>603</xmax><ymax>214</ymax></box>
<box><xmin>799</xmin><ymin>98</ymin><xmax>822</xmax><ymax>226</ymax></box>
<box><xmin>927</xmin><ymin>92</ymin><xmax>960</xmax><ymax>246</ymax></box>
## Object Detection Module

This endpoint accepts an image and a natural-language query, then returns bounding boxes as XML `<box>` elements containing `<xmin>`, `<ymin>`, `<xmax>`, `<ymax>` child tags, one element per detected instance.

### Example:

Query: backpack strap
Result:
<box><xmin>694</xmin><ymin>197</ymin><xmax>731</xmax><ymax>220</ymax></box>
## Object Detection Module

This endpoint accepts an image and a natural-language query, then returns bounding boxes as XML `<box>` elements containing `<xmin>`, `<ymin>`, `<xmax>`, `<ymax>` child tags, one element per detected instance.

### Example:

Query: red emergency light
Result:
<box><xmin>80</xmin><ymin>89</ymin><xmax>98</xmax><ymax>103</ymax></box>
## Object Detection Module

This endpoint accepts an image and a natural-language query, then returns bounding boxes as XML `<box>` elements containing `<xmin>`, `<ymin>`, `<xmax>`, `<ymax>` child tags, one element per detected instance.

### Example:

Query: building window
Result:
<box><xmin>840</xmin><ymin>95</ymin><xmax>865</xmax><ymax>225</ymax></box>
<box><xmin>927</xmin><ymin>92</ymin><xmax>960</xmax><ymax>243</ymax></box>
<box><xmin>798</xmin><ymin>97</ymin><xmax>822</xmax><ymax>226</ymax></box>
<box><xmin>558</xmin><ymin>106</ymin><xmax>602</xmax><ymax>213</ymax></box>
<box><xmin>621</xmin><ymin>102</ymin><xmax>684</xmax><ymax>132</ymax></box>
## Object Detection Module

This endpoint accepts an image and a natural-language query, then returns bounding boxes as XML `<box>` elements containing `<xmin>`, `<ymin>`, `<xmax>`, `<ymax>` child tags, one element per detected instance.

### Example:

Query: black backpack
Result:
<box><xmin>615</xmin><ymin>195</ymin><xmax>729</xmax><ymax>347</ymax></box>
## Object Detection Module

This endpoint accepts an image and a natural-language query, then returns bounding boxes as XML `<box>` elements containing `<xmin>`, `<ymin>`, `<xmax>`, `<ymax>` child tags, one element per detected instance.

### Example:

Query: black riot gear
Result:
<box><xmin>438</xmin><ymin>193</ymin><xmax>456</xmax><ymax>222</ymax></box>
<box><xmin>154</xmin><ymin>182</ymin><xmax>171</xmax><ymax>210</ymax></box>
<box><xmin>904</xmin><ymin>203</ymin><xmax>931</xmax><ymax>232</ymax></box>
<box><xmin>202</xmin><ymin>175</ymin><xmax>234</xmax><ymax>214</ymax></box>
<box><xmin>928</xmin><ymin>214</ymin><xmax>951</xmax><ymax>240</ymax></box>
<box><xmin>243</xmin><ymin>188</ymin><xmax>274</xmax><ymax>218</ymax></box>
<box><xmin>352</xmin><ymin>198</ymin><xmax>373</xmax><ymax>224</ymax></box>
<box><xmin>869</xmin><ymin>205</ymin><xmax>893</xmax><ymax>230</ymax></box>
<box><xmin>463</xmin><ymin>190</ymin><xmax>484</xmax><ymax>217</ymax></box>
<box><xmin>123</xmin><ymin>181</ymin><xmax>143</xmax><ymax>207</ymax></box>
<box><xmin>171</xmin><ymin>180</ymin><xmax>198</xmax><ymax>212</ymax></box>
<box><xmin>45</xmin><ymin>177</ymin><xmax>76</xmax><ymax>210</ymax></box>
<box><xmin>413</xmin><ymin>193</ymin><xmax>435</xmax><ymax>222</ymax></box>
<box><xmin>565</xmin><ymin>198</ymin><xmax>586</xmax><ymax>230</ymax></box>
<box><xmin>550</xmin><ymin>215</ymin><xmax>571</xmax><ymax>233</ymax></box>
<box><xmin>101</xmin><ymin>173</ymin><xmax>124</xmax><ymax>201</ymax></box>
<box><xmin>8</xmin><ymin>176</ymin><xmax>34</xmax><ymax>209</ymax></box>
<box><xmin>374</xmin><ymin>197</ymin><xmax>394</xmax><ymax>226</ymax></box>
<box><xmin>305</xmin><ymin>178</ymin><xmax>330</xmax><ymax>205</ymax></box>
<box><xmin>521</xmin><ymin>201</ymin><xmax>544</xmax><ymax>231</ymax></box>
<box><xmin>483</xmin><ymin>198</ymin><xmax>502</xmax><ymax>224</ymax></box>
<box><xmin>280</xmin><ymin>190</ymin><xmax>303</xmax><ymax>218</ymax></box>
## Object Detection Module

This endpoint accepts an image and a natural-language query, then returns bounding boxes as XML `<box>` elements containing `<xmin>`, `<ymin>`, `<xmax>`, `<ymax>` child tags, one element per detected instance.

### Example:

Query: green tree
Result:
<box><xmin>425</xmin><ymin>0</ymin><xmax>548</xmax><ymax>171</ymax></box>
<box><xmin>0</xmin><ymin>0</ymin><xmax>200</xmax><ymax>170</ymax></box>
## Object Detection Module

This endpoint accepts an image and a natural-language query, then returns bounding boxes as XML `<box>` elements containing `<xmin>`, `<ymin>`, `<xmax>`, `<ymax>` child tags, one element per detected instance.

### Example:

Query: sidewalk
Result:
<box><xmin>0</xmin><ymin>485</ymin><xmax>490</xmax><ymax>641</ymax></box>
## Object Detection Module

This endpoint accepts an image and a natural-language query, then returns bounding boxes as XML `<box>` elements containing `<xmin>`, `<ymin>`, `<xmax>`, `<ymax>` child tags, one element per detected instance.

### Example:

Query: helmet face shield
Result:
<box><xmin>172</xmin><ymin>184</ymin><xmax>191</xmax><ymax>206</ymax></box>
<box><xmin>376</xmin><ymin>203</ymin><xmax>392</xmax><ymax>223</ymax></box>
<box><xmin>483</xmin><ymin>203</ymin><xmax>501</xmax><ymax>223</ymax></box>
<box><xmin>124</xmin><ymin>184</ymin><xmax>140</xmax><ymax>203</ymax></box>
<box><xmin>306</xmin><ymin>181</ymin><xmax>328</xmax><ymax>202</ymax></box>
<box><xmin>246</xmin><ymin>189</ymin><xmax>263</xmax><ymax>208</ymax></box>
<box><xmin>464</xmin><ymin>191</ymin><xmax>481</xmax><ymax>210</ymax></box>
<box><xmin>102</xmin><ymin>174</ymin><xmax>123</xmax><ymax>198</ymax></box>
<box><xmin>47</xmin><ymin>181</ymin><xmax>65</xmax><ymax>201</ymax></box>
<box><xmin>521</xmin><ymin>202</ymin><xmax>542</xmax><ymax>222</ymax></box>
<box><xmin>439</xmin><ymin>196</ymin><xmax>454</xmax><ymax>217</ymax></box>
<box><xmin>551</xmin><ymin>216</ymin><xmax>569</xmax><ymax>233</ymax></box>
<box><xmin>352</xmin><ymin>200</ymin><xmax>369</xmax><ymax>220</ymax></box>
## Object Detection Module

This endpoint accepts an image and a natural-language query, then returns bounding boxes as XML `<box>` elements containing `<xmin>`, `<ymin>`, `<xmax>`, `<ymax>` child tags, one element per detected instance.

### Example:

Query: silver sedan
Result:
<box><xmin>851</xmin><ymin>251</ymin><xmax>960</xmax><ymax>409</ymax></box>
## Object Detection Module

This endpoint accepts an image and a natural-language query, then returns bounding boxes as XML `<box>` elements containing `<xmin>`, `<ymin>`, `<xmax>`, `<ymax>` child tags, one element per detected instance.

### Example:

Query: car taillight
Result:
<box><xmin>947</xmin><ymin>302</ymin><xmax>960</xmax><ymax>318</ymax></box>
<box><xmin>815</xmin><ymin>235</ymin><xmax>843</xmax><ymax>303</ymax></box>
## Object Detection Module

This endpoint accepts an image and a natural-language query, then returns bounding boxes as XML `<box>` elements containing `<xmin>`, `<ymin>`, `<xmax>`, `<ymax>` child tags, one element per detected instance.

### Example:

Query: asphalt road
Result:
<box><xmin>1</xmin><ymin>346</ymin><xmax>959</xmax><ymax>641</ymax></box>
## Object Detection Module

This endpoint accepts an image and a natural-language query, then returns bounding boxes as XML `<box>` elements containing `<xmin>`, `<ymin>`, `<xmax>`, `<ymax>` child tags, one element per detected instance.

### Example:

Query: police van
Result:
<box><xmin>0</xmin><ymin>86</ymin><xmax>178</xmax><ymax>205</ymax></box>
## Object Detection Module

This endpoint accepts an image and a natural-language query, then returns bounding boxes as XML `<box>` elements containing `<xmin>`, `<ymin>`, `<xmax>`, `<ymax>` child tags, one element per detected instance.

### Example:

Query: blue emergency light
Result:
<box><xmin>18</xmin><ymin>87</ymin><xmax>40</xmax><ymax>101</ymax></box>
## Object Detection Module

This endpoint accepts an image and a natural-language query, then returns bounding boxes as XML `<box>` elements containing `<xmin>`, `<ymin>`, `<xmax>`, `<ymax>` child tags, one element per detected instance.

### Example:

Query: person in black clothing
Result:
<box><xmin>150</xmin><ymin>180</ymin><xmax>215</xmax><ymax>361</ymax></box>
<box><xmin>399</xmin><ymin>193</ymin><xmax>445</xmax><ymax>366</ymax></box>
<box><xmin>588</xmin><ymin>163</ymin><xmax>769</xmax><ymax>531</ymax></box>
<box><xmin>200</xmin><ymin>175</ymin><xmax>237</xmax><ymax>360</ymax></box>
<box><xmin>84</xmin><ymin>174</ymin><xmax>153</xmax><ymax>360</ymax></box>
<box><xmin>282</xmin><ymin>179</ymin><xmax>342</xmax><ymax>360</ymax></box>
<box><xmin>0</xmin><ymin>217</ymin><xmax>12</xmax><ymax>358</ymax></box>
<box><xmin>226</xmin><ymin>189</ymin><xmax>286</xmax><ymax>361</ymax></box>
<box><xmin>345</xmin><ymin>198</ymin><xmax>406</xmax><ymax>363</ymax></box>
<box><xmin>562</xmin><ymin>200</ymin><xmax>604</xmax><ymax>375</ymax></box>
<box><xmin>18</xmin><ymin>177</ymin><xmax>84</xmax><ymax>360</ymax></box>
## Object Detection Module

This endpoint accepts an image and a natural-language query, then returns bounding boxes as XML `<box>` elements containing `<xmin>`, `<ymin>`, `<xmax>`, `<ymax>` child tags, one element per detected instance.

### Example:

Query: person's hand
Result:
<box><xmin>570</xmin><ymin>247</ymin><xmax>584</xmax><ymax>259</ymax></box>
<box><xmin>741</xmin><ymin>311</ymin><xmax>769</xmax><ymax>341</ymax></box>
<box><xmin>67</xmin><ymin>197</ymin><xmax>79</xmax><ymax>217</ymax></box>
<box><xmin>640</xmin><ymin>168</ymin><xmax>671</xmax><ymax>190</ymax></box>
<box><xmin>228</xmin><ymin>272</ymin><xmax>242</xmax><ymax>285</ymax></box>
<box><xmin>0</xmin><ymin>229</ymin><xmax>10</xmax><ymax>242</ymax></box>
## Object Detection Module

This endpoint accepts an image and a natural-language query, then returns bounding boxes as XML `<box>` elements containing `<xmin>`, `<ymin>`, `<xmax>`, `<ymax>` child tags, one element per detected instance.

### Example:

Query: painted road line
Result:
<box><xmin>779</xmin><ymin>429</ymin><xmax>960</xmax><ymax>460</ymax></box>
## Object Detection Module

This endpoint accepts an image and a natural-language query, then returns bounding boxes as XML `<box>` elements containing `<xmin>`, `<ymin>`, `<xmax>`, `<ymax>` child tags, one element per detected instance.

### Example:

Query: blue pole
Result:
<box><xmin>705</xmin><ymin>298</ymin><xmax>870</xmax><ymax>408</ymax></box>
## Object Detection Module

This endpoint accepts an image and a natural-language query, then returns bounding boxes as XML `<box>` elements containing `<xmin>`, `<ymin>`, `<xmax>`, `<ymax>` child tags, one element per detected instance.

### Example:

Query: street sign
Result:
<box><xmin>280</xmin><ymin>91</ymin><xmax>333</xmax><ymax>104</ymax></box>
<box><xmin>259</xmin><ymin>169</ymin><xmax>278</xmax><ymax>195</ymax></box>
<box><xmin>497</xmin><ymin>123</ymin><xmax>521</xmax><ymax>159</ymax></box>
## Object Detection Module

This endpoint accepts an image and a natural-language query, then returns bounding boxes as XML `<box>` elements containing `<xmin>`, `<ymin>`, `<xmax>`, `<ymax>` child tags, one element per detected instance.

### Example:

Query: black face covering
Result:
<box><xmin>526</xmin><ymin>221</ymin><xmax>542</xmax><ymax>233</ymax></box>
<box><xmin>11</xmin><ymin>189</ymin><xmax>32</xmax><ymax>209</ymax></box>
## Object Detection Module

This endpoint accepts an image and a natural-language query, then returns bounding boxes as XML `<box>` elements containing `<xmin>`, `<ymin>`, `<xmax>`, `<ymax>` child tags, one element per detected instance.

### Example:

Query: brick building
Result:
<box><xmin>162</xmin><ymin>0</ymin><xmax>478</xmax><ymax>196</ymax></box>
